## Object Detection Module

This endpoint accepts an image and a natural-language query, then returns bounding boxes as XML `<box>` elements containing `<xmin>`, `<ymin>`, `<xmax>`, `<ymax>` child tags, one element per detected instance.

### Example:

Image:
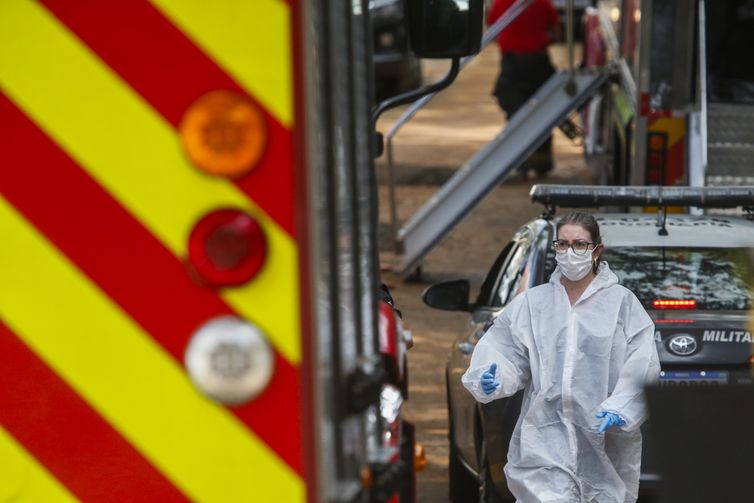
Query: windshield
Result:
<box><xmin>603</xmin><ymin>247</ymin><xmax>753</xmax><ymax>311</ymax></box>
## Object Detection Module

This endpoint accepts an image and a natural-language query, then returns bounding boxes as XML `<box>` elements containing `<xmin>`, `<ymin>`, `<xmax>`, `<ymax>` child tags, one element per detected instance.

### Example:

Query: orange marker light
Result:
<box><xmin>414</xmin><ymin>444</ymin><xmax>427</xmax><ymax>472</ymax></box>
<box><xmin>360</xmin><ymin>466</ymin><xmax>373</xmax><ymax>490</ymax></box>
<box><xmin>180</xmin><ymin>90</ymin><xmax>267</xmax><ymax>178</ymax></box>
<box><xmin>652</xmin><ymin>299</ymin><xmax>697</xmax><ymax>310</ymax></box>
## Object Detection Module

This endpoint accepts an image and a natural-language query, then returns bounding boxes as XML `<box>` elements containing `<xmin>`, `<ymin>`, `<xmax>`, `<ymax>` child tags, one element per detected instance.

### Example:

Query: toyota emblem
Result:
<box><xmin>668</xmin><ymin>334</ymin><xmax>698</xmax><ymax>356</ymax></box>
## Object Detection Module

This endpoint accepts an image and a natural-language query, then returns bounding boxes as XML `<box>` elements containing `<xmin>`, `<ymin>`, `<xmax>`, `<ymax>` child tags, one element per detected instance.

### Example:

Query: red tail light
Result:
<box><xmin>188</xmin><ymin>209</ymin><xmax>266</xmax><ymax>287</ymax></box>
<box><xmin>378</xmin><ymin>300</ymin><xmax>410</xmax><ymax>392</ymax></box>
<box><xmin>378</xmin><ymin>301</ymin><xmax>398</xmax><ymax>359</ymax></box>
<box><xmin>653</xmin><ymin>299</ymin><xmax>697</xmax><ymax>310</ymax></box>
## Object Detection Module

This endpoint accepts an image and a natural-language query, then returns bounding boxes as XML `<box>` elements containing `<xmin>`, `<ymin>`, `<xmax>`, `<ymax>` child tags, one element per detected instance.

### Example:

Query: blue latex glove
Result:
<box><xmin>480</xmin><ymin>363</ymin><xmax>500</xmax><ymax>395</ymax></box>
<box><xmin>596</xmin><ymin>411</ymin><xmax>626</xmax><ymax>433</ymax></box>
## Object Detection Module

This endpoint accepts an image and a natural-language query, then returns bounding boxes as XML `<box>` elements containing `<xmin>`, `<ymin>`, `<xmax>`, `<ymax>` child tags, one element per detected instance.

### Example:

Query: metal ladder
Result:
<box><xmin>396</xmin><ymin>69</ymin><xmax>608</xmax><ymax>275</ymax></box>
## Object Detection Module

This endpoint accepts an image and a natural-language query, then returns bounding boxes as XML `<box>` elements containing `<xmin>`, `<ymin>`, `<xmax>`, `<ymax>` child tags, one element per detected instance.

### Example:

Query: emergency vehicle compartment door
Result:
<box><xmin>397</xmin><ymin>69</ymin><xmax>608</xmax><ymax>275</ymax></box>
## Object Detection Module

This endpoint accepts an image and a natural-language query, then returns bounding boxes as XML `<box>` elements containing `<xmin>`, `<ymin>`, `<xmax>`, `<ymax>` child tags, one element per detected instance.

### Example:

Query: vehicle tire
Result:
<box><xmin>447</xmin><ymin>374</ymin><xmax>479</xmax><ymax>503</ymax></box>
<box><xmin>479</xmin><ymin>440</ymin><xmax>510</xmax><ymax>503</ymax></box>
<box><xmin>449</xmin><ymin>434</ymin><xmax>479</xmax><ymax>503</ymax></box>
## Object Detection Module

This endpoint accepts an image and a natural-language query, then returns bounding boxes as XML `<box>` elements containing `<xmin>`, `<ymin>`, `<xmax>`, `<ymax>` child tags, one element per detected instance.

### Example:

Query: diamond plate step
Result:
<box><xmin>706</xmin><ymin>104</ymin><xmax>754</xmax><ymax>178</ymax></box>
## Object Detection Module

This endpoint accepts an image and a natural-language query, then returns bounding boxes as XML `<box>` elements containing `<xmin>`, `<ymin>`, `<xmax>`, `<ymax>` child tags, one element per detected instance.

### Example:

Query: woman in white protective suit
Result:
<box><xmin>462</xmin><ymin>211</ymin><xmax>660</xmax><ymax>503</ymax></box>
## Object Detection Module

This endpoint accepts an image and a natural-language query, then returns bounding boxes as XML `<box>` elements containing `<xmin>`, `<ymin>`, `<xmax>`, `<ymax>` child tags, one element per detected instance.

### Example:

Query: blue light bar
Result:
<box><xmin>530</xmin><ymin>185</ymin><xmax>754</xmax><ymax>208</ymax></box>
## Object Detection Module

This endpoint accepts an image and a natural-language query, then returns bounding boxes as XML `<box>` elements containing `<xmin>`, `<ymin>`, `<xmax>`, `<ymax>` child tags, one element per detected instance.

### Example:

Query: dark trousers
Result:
<box><xmin>493</xmin><ymin>51</ymin><xmax>555</xmax><ymax>174</ymax></box>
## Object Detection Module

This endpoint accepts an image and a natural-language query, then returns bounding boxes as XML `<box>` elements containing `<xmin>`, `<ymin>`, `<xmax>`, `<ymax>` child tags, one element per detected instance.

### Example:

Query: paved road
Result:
<box><xmin>375</xmin><ymin>43</ymin><xmax>592</xmax><ymax>501</ymax></box>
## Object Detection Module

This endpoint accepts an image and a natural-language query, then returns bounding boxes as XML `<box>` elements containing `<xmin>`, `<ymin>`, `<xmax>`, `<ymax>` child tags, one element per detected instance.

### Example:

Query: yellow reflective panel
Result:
<box><xmin>0</xmin><ymin>197</ymin><xmax>304</xmax><ymax>502</ymax></box>
<box><xmin>0</xmin><ymin>0</ymin><xmax>300</xmax><ymax>365</ymax></box>
<box><xmin>150</xmin><ymin>0</ymin><xmax>293</xmax><ymax>127</ymax></box>
<box><xmin>0</xmin><ymin>427</ymin><xmax>79</xmax><ymax>503</ymax></box>
<box><xmin>648</xmin><ymin>117</ymin><xmax>685</xmax><ymax>148</ymax></box>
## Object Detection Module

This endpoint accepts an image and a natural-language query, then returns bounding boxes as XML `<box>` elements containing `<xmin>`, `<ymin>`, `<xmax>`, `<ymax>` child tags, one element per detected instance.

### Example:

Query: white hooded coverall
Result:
<box><xmin>462</xmin><ymin>262</ymin><xmax>660</xmax><ymax>503</ymax></box>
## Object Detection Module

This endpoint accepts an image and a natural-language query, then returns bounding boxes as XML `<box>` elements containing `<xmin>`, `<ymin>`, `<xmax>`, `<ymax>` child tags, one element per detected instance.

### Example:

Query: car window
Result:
<box><xmin>476</xmin><ymin>242</ymin><xmax>513</xmax><ymax>307</ymax></box>
<box><xmin>604</xmin><ymin>247</ymin><xmax>754</xmax><ymax>311</ymax></box>
<box><xmin>492</xmin><ymin>243</ymin><xmax>530</xmax><ymax>308</ymax></box>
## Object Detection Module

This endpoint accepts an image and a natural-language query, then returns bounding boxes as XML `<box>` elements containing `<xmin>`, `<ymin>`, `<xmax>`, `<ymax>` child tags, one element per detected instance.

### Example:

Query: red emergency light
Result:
<box><xmin>652</xmin><ymin>299</ymin><xmax>697</xmax><ymax>310</ymax></box>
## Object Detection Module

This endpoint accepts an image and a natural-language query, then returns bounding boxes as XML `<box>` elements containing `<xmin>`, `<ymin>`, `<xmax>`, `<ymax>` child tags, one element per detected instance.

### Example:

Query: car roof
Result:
<box><xmin>554</xmin><ymin>213</ymin><xmax>754</xmax><ymax>247</ymax></box>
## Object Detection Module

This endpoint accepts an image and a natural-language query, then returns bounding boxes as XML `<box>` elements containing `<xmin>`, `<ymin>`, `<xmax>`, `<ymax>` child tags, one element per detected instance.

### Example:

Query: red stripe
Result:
<box><xmin>665</xmin><ymin>138</ymin><xmax>685</xmax><ymax>185</ymax></box>
<box><xmin>39</xmin><ymin>0</ymin><xmax>295</xmax><ymax>236</ymax></box>
<box><xmin>0</xmin><ymin>93</ymin><xmax>301</xmax><ymax>474</ymax></box>
<box><xmin>0</xmin><ymin>321</ymin><xmax>190</xmax><ymax>502</ymax></box>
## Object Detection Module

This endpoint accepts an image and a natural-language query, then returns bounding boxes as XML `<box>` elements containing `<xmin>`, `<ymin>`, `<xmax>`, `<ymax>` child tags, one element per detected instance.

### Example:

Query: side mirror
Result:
<box><xmin>406</xmin><ymin>0</ymin><xmax>484</xmax><ymax>58</ymax></box>
<box><xmin>422</xmin><ymin>279</ymin><xmax>472</xmax><ymax>311</ymax></box>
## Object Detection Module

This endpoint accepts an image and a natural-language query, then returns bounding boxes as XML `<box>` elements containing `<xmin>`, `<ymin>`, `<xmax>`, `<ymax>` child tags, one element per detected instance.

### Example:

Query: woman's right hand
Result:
<box><xmin>480</xmin><ymin>363</ymin><xmax>500</xmax><ymax>395</ymax></box>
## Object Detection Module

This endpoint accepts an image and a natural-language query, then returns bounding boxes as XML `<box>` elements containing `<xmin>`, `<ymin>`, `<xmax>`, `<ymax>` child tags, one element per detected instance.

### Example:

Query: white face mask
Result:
<box><xmin>556</xmin><ymin>248</ymin><xmax>594</xmax><ymax>281</ymax></box>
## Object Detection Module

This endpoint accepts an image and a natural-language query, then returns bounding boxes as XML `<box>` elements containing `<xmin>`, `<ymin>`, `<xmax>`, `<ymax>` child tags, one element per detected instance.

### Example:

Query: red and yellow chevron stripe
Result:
<box><xmin>648</xmin><ymin>115</ymin><xmax>685</xmax><ymax>186</ymax></box>
<box><xmin>0</xmin><ymin>0</ymin><xmax>304</xmax><ymax>500</ymax></box>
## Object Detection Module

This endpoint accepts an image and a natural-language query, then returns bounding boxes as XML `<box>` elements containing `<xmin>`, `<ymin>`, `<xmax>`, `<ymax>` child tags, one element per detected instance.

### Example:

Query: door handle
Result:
<box><xmin>458</xmin><ymin>342</ymin><xmax>474</xmax><ymax>355</ymax></box>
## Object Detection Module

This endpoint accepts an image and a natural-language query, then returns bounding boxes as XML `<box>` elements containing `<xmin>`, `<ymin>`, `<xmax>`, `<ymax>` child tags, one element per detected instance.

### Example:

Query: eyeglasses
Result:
<box><xmin>552</xmin><ymin>240</ymin><xmax>596</xmax><ymax>255</ymax></box>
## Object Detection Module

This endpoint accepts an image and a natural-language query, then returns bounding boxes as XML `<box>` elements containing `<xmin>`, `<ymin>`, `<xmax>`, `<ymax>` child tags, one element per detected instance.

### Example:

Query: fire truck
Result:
<box><xmin>582</xmin><ymin>0</ymin><xmax>754</xmax><ymax>189</ymax></box>
<box><xmin>0</xmin><ymin>0</ymin><xmax>482</xmax><ymax>501</ymax></box>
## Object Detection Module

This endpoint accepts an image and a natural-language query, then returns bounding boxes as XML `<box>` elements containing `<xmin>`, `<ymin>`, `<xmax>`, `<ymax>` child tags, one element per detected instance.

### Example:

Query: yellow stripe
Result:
<box><xmin>649</xmin><ymin>117</ymin><xmax>685</xmax><ymax>148</ymax></box>
<box><xmin>0</xmin><ymin>426</ymin><xmax>79</xmax><ymax>503</ymax></box>
<box><xmin>0</xmin><ymin>0</ymin><xmax>300</xmax><ymax>365</ymax></box>
<box><xmin>149</xmin><ymin>0</ymin><xmax>293</xmax><ymax>127</ymax></box>
<box><xmin>0</xmin><ymin>197</ymin><xmax>304</xmax><ymax>502</ymax></box>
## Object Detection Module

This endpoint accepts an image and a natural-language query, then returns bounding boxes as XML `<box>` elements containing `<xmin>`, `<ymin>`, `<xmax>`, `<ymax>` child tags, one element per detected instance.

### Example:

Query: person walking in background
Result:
<box><xmin>488</xmin><ymin>0</ymin><xmax>561</xmax><ymax>178</ymax></box>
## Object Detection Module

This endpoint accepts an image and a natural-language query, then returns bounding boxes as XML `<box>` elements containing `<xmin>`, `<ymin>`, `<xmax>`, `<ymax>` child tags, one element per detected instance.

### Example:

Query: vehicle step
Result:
<box><xmin>707</xmin><ymin>103</ymin><xmax>754</xmax><ymax>144</ymax></box>
<box><xmin>706</xmin><ymin>143</ymin><xmax>754</xmax><ymax>177</ymax></box>
<box><xmin>705</xmin><ymin>174</ymin><xmax>754</xmax><ymax>186</ymax></box>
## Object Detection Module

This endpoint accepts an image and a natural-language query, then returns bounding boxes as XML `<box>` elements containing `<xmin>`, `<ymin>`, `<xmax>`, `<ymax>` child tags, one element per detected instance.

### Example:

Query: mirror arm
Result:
<box><xmin>372</xmin><ymin>56</ymin><xmax>461</xmax><ymax>157</ymax></box>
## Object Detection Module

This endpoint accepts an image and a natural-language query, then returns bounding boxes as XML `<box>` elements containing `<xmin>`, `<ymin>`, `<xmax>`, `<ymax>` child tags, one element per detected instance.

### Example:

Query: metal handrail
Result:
<box><xmin>565</xmin><ymin>0</ymin><xmax>576</xmax><ymax>94</ymax></box>
<box><xmin>384</xmin><ymin>0</ymin><xmax>536</xmax><ymax>251</ymax></box>
<box><xmin>698</xmin><ymin>0</ymin><xmax>708</xmax><ymax>176</ymax></box>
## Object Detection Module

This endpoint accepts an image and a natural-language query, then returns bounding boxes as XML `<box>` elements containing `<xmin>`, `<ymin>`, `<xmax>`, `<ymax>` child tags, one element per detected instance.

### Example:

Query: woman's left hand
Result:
<box><xmin>596</xmin><ymin>411</ymin><xmax>626</xmax><ymax>433</ymax></box>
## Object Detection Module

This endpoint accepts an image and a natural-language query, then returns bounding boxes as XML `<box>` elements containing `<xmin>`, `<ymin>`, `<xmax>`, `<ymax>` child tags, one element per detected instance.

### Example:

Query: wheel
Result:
<box><xmin>448</xmin><ymin>374</ymin><xmax>479</xmax><ymax>503</ymax></box>
<box><xmin>449</xmin><ymin>432</ymin><xmax>479</xmax><ymax>502</ymax></box>
<box><xmin>479</xmin><ymin>440</ymin><xmax>510</xmax><ymax>503</ymax></box>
